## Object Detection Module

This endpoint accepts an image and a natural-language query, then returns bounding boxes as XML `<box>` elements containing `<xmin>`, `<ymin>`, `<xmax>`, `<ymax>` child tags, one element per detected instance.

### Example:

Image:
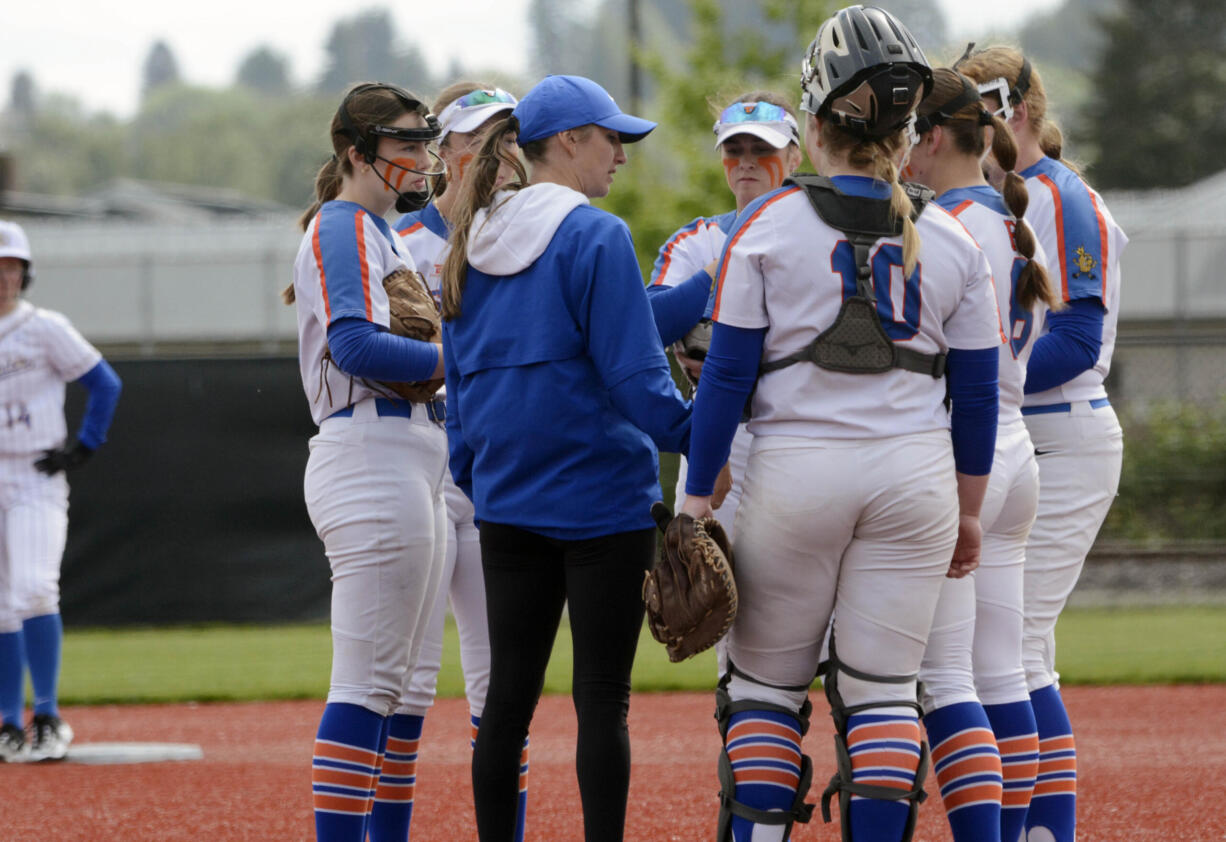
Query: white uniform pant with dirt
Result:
<box><xmin>724</xmin><ymin>432</ymin><xmax>958</xmax><ymax>711</ymax></box>
<box><xmin>1022</xmin><ymin>401</ymin><xmax>1123</xmax><ymax>690</ymax></box>
<box><xmin>398</xmin><ymin>472</ymin><xmax>489</xmax><ymax>718</ymax></box>
<box><xmin>305</xmin><ymin>399</ymin><xmax>449</xmax><ymax>716</ymax></box>
<box><xmin>0</xmin><ymin>455</ymin><xmax>68</xmax><ymax>633</ymax></box>
<box><xmin>920</xmin><ymin>419</ymin><xmax>1039</xmax><ymax>711</ymax></box>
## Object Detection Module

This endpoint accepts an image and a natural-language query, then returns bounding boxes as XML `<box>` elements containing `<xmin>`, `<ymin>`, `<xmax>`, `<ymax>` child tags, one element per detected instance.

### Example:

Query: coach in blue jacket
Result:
<box><xmin>438</xmin><ymin>75</ymin><xmax>691</xmax><ymax>841</ymax></box>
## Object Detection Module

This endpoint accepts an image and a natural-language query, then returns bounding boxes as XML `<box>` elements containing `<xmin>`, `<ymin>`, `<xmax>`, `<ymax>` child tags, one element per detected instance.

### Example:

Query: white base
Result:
<box><xmin>62</xmin><ymin>743</ymin><xmax>204</xmax><ymax>765</ymax></box>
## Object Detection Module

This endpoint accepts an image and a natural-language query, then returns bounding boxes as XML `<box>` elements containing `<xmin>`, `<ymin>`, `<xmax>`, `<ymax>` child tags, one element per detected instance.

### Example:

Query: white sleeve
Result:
<box><xmin>710</xmin><ymin>215</ymin><xmax>773</xmax><ymax>330</ymax></box>
<box><xmin>944</xmin><ymin>243</ymin><xmax>1007</xmax><ymax>351</ymax></box>
<box><xmin>650</xmin><ymin>220</ymin><xmax>719</xmax><ymax>288</ymax></box>
<box><xmin>39</xmin><ymin>310</ymin><xmax>102</xmax><ymax>382</ymax></box>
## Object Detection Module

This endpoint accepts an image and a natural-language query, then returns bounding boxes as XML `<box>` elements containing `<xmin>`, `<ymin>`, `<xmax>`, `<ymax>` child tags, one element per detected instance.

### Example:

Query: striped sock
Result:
<box><xmin>369</xmin><ymin>713</ymin><xmax>423</xmax><ymax>841</ymax></box>
<box><xmin>312</xmin><ymin>703</ymin><xmax>384</xmax><ymax>842</ymax></box>
<box><xmin>984</xmin><ymin>700</ymin><xmax>1039</xmax><ymax>842</ymax></box>
<box><xmin>846</xmin><ymin>712</ymin><xmax>924</xmax><ymax>841</ymax></box>
<box><xmin>924</xmin><ymin>702</ymin><xmax>1003</xmax><ymax>842</ymax></box>
<box><xmin>0</xmin><ymin>630</ymin><xmax>25</xmax><ymax>727</ymax></box>
<box><xmin>22</xmin><ymin>613</ymin><xmax>61</xmax><ymax>717</ymax></box>
<box><xmin>725</xmin><ymin>709</ymin><xmax>804</xmax><ymax>842</ymax></box>
<box><xmin>473</xmin><ymin>713</ymin><xmax>529</xmax><ymax>842</ymax></box>
<box><xmin>1026</xmin><ymin>685</ymin><xmax>1076</xmax><ymax>842</ymax></box>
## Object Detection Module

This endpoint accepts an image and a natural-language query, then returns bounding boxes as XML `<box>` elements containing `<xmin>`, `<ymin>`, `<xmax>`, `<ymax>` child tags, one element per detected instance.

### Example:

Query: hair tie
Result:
<box><xmin>330</xmin><ymin>153</ymin><xmax>339</xmax><ymax>164</ymax></box>
<box><xmin>978</xmin><ymin>110</ymin><xmax>994</xmax><ymax>126</ymax></box>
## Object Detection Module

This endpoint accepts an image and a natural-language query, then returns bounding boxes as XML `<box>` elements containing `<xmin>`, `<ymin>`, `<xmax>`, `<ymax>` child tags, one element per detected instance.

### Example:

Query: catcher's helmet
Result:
<box><xmin>0</xmin><ymin>219</ymin><xmax>34</xmax><ymax>290</ymax></box>
<box><xmin>800</xmin><ymin>5</ymin><xmax>932</xmax><ymax>139</ymax></box>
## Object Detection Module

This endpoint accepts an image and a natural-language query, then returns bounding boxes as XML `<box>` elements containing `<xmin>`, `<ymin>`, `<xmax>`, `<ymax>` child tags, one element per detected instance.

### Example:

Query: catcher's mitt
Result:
<box><xmin>377</xmin><ymin>267</ymin><xmax>444</xmax><ymax>403</ymax></box>
<box><xmin>643</xmin><ymin>501</ymin><xmax>737</xmax><ymax>663</ymax></box>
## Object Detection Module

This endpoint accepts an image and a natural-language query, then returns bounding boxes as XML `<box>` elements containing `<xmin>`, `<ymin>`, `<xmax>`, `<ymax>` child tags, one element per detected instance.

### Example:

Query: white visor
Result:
<box><xmin>712</xmin><ymin>118</ymin><xmax>799</xmax><ymax>151</ymax></box>
<box><xmin>438</xmin><ymin>100</ymin><xmax>518</xmax><ymax>143</ymax></box>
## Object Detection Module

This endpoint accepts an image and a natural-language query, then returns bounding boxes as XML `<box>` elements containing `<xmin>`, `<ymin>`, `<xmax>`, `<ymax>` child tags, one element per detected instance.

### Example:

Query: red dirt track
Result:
<box><xmin>3</xmin><ymin>685</ymin><xmax>1223</xmax><ymax>841</ymax></box>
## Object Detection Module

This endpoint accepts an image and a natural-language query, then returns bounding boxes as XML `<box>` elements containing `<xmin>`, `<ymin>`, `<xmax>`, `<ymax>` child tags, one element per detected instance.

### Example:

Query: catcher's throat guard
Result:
<box><xmin>643</xmin><ymin>502</ymin><xmax>738</xmax><ymax>663</ymax></box>
<box><xmin>758</xmin><ymin>175</ymin><xmax>945</xmax><ymax>380</ymax></box>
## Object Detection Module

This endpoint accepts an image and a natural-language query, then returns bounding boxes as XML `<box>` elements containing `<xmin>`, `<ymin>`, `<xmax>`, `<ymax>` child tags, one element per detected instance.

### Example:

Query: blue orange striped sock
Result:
<box><xmin>0</xmin><ymin>630</ymin><xmax>24</xmax><ymax>727</ymax></box>
<box><xmin>924</xmin><ymin>702</ymin><xmax>1003</xmax><ymax>842</ymax></box>
<box><xmin>984</xmin><ymin>700</ymin><xmax>1039</xmax><ymax>842</ymax></box>
<box><xmin>312</xmin><ymin>702</ymin><xmax>384</xmax><ymax>842</ymax></box>
<box><xmin>1026</xmin><ymin>685</ymin><xmax>1076</xmax><ymax>842</ymax></box>
<box><xmin>725</xmin><ymin>708</ymin><xmax>803</xmax><ymax>841</ymax></box>
<box><xmin>369</xmin><ymin>713</ymin><xmax>423</xmax><ymax>841</ymax></box>
<box><xmin>473</xmin><ymin>713</ymin><xmax>529</xmax><ymax>842</ymax></box>
<box><xmin>846</xmin><ymin>711</ymin><xmax>924</xmax><ymax>841</ymax></box>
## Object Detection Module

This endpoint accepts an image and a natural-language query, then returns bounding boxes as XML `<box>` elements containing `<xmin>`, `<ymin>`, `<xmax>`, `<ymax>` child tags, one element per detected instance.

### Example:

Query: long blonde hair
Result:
<box><xmin>819</xmin><ymin>121</ymin><xmax>921</xmax><ymax>277</ymax></box>
<box><xmin>440</xmin><ymin>115</ymin><xmax>532</xmax><ymax>320</ymax></box>
<box><xmin>917</xmin><ymin>68</ymin><xmax>1061</xmax><ymax>312</ymax></box>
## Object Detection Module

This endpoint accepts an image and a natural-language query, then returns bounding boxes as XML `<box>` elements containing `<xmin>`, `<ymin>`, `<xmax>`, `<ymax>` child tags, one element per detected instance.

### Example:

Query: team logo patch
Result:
<box><xmin>1072</xmin><ymin>246</ymin><xmax>1097</xmax><ymax>280</ymax></box>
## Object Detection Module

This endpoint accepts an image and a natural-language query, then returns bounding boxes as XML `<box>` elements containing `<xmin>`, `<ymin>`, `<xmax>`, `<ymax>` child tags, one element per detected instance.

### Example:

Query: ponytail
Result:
<box><xmin>988</xmin><ymin>113</ymin><xmax>1061</xmax><ymax>312</ymax></box>
<box><xmin>875</xmin><ymin>149</ymin><xmax>921</xmax><ymax>278</ymax></box>
<box><xmin>441</xmin><ymin>115</ymin><xmax>527</xmax><ymax>320</ymax></box>
<box><xmin>283</xmin><ymin>155</ymin><xmax>346</xmax><ymax>304</ymax></box>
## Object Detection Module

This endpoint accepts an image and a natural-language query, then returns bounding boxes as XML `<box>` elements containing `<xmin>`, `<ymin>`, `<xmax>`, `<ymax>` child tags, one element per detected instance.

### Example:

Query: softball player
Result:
<box><xmin>678</xmin><ymin>8</ymin><xmax>1005</xmax><ymax>841</ymax></box>
<box><xmin>440</xmin><ymin>75</ymin><xmax>691</xmax><ymax>842</ymax></box>
<box><xmin>0</xmin><ymin>220</ymin><xmax>121</xmax><ymax>763</ymax></box>
<box><xmin>647</xmin><ymin>91</ymin><xmax>803</xmax><ymax>535</ymax></box>
<box><xmin>391</xmin><ymin>82</ymin><xmax>529</xmax><ymax>842</ymax></box>
<box><xmin>959</xmin><ymin>47</ymin><xmax>1128</xmax><ymax>842</ymax></box>
<box><xmin>290</xmin><ymin>82</ymin><xmax>450</xmax><ymax>842</ymax></box>
<box><xmin>907</xmin><ymin>67</ymin><xmax>1062</xmax><ymax>842</ymax></box>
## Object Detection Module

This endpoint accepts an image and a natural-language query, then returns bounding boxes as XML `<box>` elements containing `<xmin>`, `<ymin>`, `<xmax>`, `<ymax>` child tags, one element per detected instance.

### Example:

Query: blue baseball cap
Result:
<box><xmin>512</xmin><ymin>75</ymin><xmax>657</xmax><ymax>145</ymax></box>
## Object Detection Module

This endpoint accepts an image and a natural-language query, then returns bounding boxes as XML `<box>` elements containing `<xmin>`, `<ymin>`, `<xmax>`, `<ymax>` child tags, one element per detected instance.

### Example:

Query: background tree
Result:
<box><xmin>9</xmin><ymin>71</ymin><xmax>37</xmax><ymax>118</ymax></box>
<box><xmin>236</xmin><ymin>46</ymin><xmax>292</xmax><ymax>97</ymax></box>
<box><xmin>1083</xmin><ymin>0</ymin><xmax>1226</xmax><ymax>188</ymax></box>
<box><xmin>316</xmin><ymin>8</ymin><xmax>432</xmax><ymax>94</ymax></box>
<box><xmin>142</xmin><ymin>40</ymin><xmax>182</xmax><ymax>100</ymax></box>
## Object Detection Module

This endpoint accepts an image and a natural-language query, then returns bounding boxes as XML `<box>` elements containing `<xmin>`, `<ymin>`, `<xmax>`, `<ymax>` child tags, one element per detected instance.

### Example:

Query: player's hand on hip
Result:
<box><xmin>947</xmin><ymin>514</ymin><xmax>982</xmax><ymax>578</ymax></box>
<box><xmin>711</xmin><ymin>462</ymin><xmax>733</xmax><ymax>510</ymax></box>
<box><xmin>33</xmin><ymin>439</ymin><xmax>93</xmax><ymax>476</ymax></box>
<box><xmin>679</xmin><ymin>494</ymin><xmax>715</xmax><ymax>521</ymax></box>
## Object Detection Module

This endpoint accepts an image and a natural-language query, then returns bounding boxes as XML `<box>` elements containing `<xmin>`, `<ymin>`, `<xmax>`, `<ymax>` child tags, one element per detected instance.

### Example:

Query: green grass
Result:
<box><xmin>55</xmin><ymin>605</ymin><xmax>1226</xmax><ymax>705</ymax></box>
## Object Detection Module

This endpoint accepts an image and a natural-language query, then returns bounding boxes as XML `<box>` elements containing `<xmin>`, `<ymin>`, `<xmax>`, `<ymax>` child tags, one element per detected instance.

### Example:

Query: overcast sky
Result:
<box><xmin>3</xmin><ymin>0</ymin><xmax>1062</xmax><ymax>118</ymax></box>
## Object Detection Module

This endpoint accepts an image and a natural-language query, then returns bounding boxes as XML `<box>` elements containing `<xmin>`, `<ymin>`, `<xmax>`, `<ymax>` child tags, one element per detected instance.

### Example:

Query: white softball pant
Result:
<box><xmin>1022</xmin><ymin>400</ymin><xmax>1123</xmax><ymax>691</ymax></box>
<box><xmin>0</xmin><ymin>455</ymin><xmax>69</xmax><ymax>633</ymax></box>
<box><xmin>305</xmin><ymin>399</ymin><xmax>449</xmax><ymax>716</ymax></box>
<box><xmin>398</xmin><ymin>473</ymin><xmax>490</xmax><ymax>718</ymax></box>
<box><xmin>920</xmin><ymin>419</ymin><xmax>1040</xmax><ymax>711</ymax></box>
<box><xmin>724</xmin><ymin>431</ymin><xmax>958</xmax><ymax>712</ymax></box>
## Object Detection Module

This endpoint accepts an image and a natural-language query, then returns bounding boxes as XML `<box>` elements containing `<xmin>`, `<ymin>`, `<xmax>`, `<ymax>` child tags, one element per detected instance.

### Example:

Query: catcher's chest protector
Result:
<box><xmin>759</xmin><ymin>175</ymin><xmax>945</xmax><ymax>379</ymax></box>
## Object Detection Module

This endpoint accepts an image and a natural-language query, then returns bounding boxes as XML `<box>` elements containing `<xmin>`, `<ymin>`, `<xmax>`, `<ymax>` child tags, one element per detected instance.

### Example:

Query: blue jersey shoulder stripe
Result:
<box><xmin>1025</xmin><ymin>158</ymin><xmax>1108</xmax><ymax>303</ymax></box>
<box><xmin>317</xmin><ymin>202</ymin><xmax>374</xmax><ymax>322</ymax></box>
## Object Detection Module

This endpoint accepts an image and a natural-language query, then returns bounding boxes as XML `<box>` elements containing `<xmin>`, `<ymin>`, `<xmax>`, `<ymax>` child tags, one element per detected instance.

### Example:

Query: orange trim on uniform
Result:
<box><xmin>728</xmin><ymin>743</ymin><xmax>802</xmax><ymax>764</ymax></box>
<box><xmin>312</xmin><ymin>218</ymin><xmax>331</xmax><ymax>321</ymax></box>
<box><xmin>949</xmin><ymin>199</ymin><xmax>974</xmax><ymax>217</ymax></box>
<box><xmin>655</xmin><ymin>221</ymin><xmax>715</xmax><ymax>286</ymax></box>
<box><xmin>1089</xmin><ymin>191</ymin><xmax>1110</xmax><ymax>300</ymax></box>
<box><xmin>937</xmin><ymin>205</ymin><xmax>1009</xmax><ymax>344</ymax></box>
<box><xmin>1033</xmin><ymin>779</ymin><xmax>1077</xmax><ymax>797</ymax></box>
<box><xmin>1036</xmin><ymin>174</ymin><xmax>1069</xmax><ymax>300</ymax></box>
<box><xmin>1039</xmin><ymin>735</ymin><xmax>1075</xmax><ymax>752</ymax></box>
<box><xmin>851</xmin><ymin>748</ymin><xmax>923</xmax><ymax>771</ymax></box>
<box><xmin>313</xmin><ymin>792</ymin><xmax>373</xmax><ymax>814</ymax></box>
<box><xmin>374</xmin><ymin>781</ymin><xmax>416</xmax><ymax>802</ymax></box>
<box><xmin>853</xmin><ymin>775</ymin><xmax>915</xmax><ymax>792</ymax></box>
<box><xmin>353</xmin><ymin>212</ymin><xmax>373</xmax><ymax>320</ymax></box>
<box><xmin>398</xmin><ymin>221</ymin><xmax>425</xmax><ymax>237</ymax></box>
<box><xmin>847</xmin><ymin>720</ymin><xmax>920</xmax><ymax>744</ymax></box>
<box><xmin>385</xmin><ymin>736</ymin><xmax>420</xmax><ymax>754</ymax></box>
<box><xmin>936</xmin><ymin>753</ymin><xmax>1003</xmax><ymax>783</ymax></box>
<box><xmin>995</xmin><ymin>734</ymin><xmax>1038</xmax><ymax>757</ymax></box>
<box><xmin>733</xmin><ymin>767</ymin><xmax>802</xmax><ymax>788</ymax></box>
<box><xmin>1002</xmin><ymin>788</ymin><xmax>1036</xmax><ymax>808</ymax></box>
<box><xmin>380</xmin><ymin>758</ymin><xmax>417</xmax><ymax>777</ymax></box>
<box><xmin>712</xmin><ymin>186</ymin><xmax>801</xmax><ymax>320</ymax></box>
<box><xmin>930</xmin><ymin>727</ymin><xmax>997</xmax><ymax>764</ymax></box>
<box><xmin>313</xmin><ymin>767</ymin><xmax>376</xmax><ymax>789</ymax></box>
<box><xmin>728</xmin><ymin>719</ymin><xmax>802</xmax><ymax>743</ymax></box>
<box><xmin>942</xmin><ymin>782</ymin><xmax>1005</xmax><ymax>811</ymax></box>
<box><xmin>314</xmin><ymin>739</ymin><xmax>380</xmax><ymax>767</ymax></box>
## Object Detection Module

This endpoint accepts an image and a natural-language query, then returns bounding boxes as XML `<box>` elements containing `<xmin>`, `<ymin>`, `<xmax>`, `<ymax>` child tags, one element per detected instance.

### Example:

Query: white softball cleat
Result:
<box><xmin>27</xmin><ymin>714</ymin><xmax>73</xmax><ymax>762</ymax></box>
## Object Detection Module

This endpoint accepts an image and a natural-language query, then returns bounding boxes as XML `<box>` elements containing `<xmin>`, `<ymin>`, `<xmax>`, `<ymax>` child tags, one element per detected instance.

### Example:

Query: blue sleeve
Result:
<box><xmin>442</xmin><ymin>328</ymin><xmax>475</xmax><ymax>502</ymax></box>
<box><xmin>947</xmin><ymin>347</ymin><xmax>999</xmax><ymax>476</ymax></box>
<box><xmin>74</xmin><ymin>360</ymin><xmax>122</xmax><ymax>450</ymax></box>
<box><xmin>317</xmin><ymin>207</ymin><xmax>380</xmax><ymax>323</ymax></box>
<box><xmin>607</xmin><ymin>368</ymin><xmax>692</xmax><ymax>454</ymax></box>
<box><xmin>1024</xmin><ymin>299</ymin><xmax>1105</xmax><ymax>394</ymax></box>
<box><xmin>645</xmin><ymin>268</ymin><xmax>713</xmax><ymax>345</ymax></box>
<box><xmin>685</xmin><ymin>323</ymin><xmax>765</xmax><ymax>496</ymax></box>
<box><xmin>326</xmin><ymin>317</ymin><xmax>439</xmax><ymax>383</ymax></box>
<box><xmin>571</xmin><ymin>217</ymin><xmax>691</xmax><ymax>449</ymax></box>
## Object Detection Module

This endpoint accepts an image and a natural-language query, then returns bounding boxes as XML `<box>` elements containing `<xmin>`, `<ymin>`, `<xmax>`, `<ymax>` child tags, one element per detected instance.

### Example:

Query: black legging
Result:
<box><xmin>472</xmin><ymin>522</ymin><xmax>655</xmax><ymax>842</ymax></box>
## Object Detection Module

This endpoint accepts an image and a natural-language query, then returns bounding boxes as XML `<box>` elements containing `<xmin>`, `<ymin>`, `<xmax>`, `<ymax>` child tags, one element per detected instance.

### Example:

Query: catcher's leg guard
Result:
<box><xmin>714</xmin><ymin>666</ymin><xmax>816</xmax><ymax>841</ymax></box>
<box><xmin>819</xmin><ymin>635</ymin><xmax>930</xmax><ymax>842</ymax></box>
